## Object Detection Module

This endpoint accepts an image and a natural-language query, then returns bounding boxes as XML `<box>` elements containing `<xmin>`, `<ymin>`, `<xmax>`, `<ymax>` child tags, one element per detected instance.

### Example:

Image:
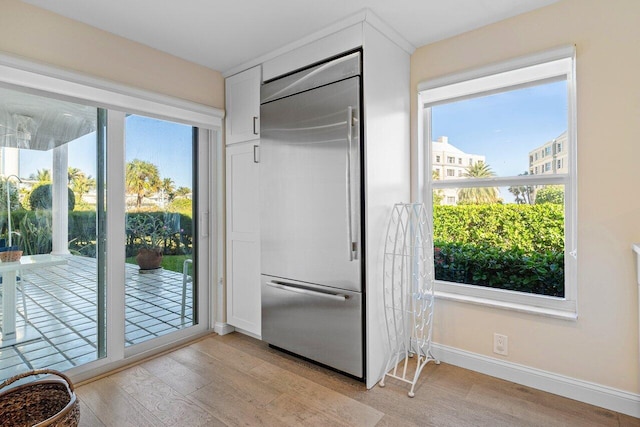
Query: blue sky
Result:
<box><xmin>124</xmin><ymin>115</ymin><xmax>194</xmax><ymax>188</ymax></box>
<box><xmin>20</xmin><ymin>115</ymin><xmax>194</xmax><ymax>188</ymax></box>
<box><xmin>431</xmin><ymin>80</ymin><xmax>568</xmax><ymax>178</ymax></box>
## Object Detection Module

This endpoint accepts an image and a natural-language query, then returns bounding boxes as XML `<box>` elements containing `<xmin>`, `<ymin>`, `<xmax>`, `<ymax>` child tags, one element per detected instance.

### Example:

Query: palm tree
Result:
<box><xmin>432</xmin><ymin>169</ymin><xmax>444</xmax><ymax>205</ymax></box>
<box><xmin>71</xmin><ymin>174</ymin><xmax>96</xmax><ymax>203</ymax></box>
<box><xmin>125</xmin><ymin>159</ymin><xmax>161</xmax><ymax>208</ymax></box>
<box><xmin>508</xmin><ymin>171</ymin><xmax>534</xmax><ymax>205</ymax></box>
<box><xmin>161</xmin><ymin>178</ymin><xmax>176</xmax><ymax>202</ymax></box>
<box><xmin>30</xmin><ymin>169</ymin><xmax>52</xmax><ymax>183</ymax></box>
<box><xmin>68</xmin><ymin>167</ymin><xmax>96</xmax><ymax>202</ymax></box>
<box><xmin>457</xmin><ymin>162</ymin><xmax>500</xmax><ymax>204</ymax></box>
<box><xmin>67</xmin><ymin>167</ymin><xmax>82</xmax><ymax>184</ymax></box>
<box><xmin>175</xmin><ymin>186</ymin><xmax>191</xmax><ymax>199</ymax></box>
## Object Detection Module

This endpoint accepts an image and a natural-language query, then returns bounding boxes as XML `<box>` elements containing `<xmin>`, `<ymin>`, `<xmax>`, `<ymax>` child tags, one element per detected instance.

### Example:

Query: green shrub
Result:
<box><xmin>0</xmin><ymin>179</ymin><xmax>22</xmax><ymax>211</ymax></box>
<box><xmin>168</xmin><ymin>198</ymin><xmax>193</xmax><ymax>217</ymax></box>
<box><xmin>535</xmin><ymin>185</ymin><xmax>564</xmax><ymax>204</ymax></box>
<box><xmin>434</xmin><ymin>241</ymin><xmax>564</xmax><ymax>297</ymax></box>
<box><xmin>125</xmin><ymin>211</ymin><xmax>192</xmax><ymax>257</ymax></box>
<box><xmin>29</xmin><ymin>184</ymin><xmax>76</xmax><ymax>211</ymax></box>
<box><xmin>433</xmin><ymin>204</ymin><xmax>564</xmax><ymax>253</ymax></box>
<box><xmin>10</xmin><ymin>210</ymin><xmax>192</xmax><ymax>258</ymax></box>
<box><xmin>432</xmin><ymin>204</ymin><xmax>565</xmax><ymax>297</ymax></box>
<box><xmin>68</xmin><ymin>211</ymin><xmax>98</xmax><ymax>256</ymax></box>
<box><xmin>15</xmin><ymin>212</ymin><xmax>52</xmax><ymax>255</ymax></box>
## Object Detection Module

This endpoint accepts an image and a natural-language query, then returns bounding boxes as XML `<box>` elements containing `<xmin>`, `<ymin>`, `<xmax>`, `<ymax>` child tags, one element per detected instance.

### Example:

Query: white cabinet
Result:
<box><xmin>225</xmin><ymin>141</ymin><xmax>261</xmax><ymax>335</ymax></box>
<box><xmin>223</xmin><ymin>16</ymin><xmax>412</xmax><ymax>386</ymax></box>
<box><xmin>225</xmin><ymin>66</ymin><xmax>261</xmax><ymax>145</ymax></box>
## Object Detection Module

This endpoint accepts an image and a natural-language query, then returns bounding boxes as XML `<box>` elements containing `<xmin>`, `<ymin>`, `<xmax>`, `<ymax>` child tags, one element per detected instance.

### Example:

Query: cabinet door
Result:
<box><xmin>226</xmin><ymin>142</ymin><xmax>261</xmax><ymax>335</ymax></box>
<box><xmin>225</xmin><ymin>66</ymin><xmax>261</xmax><ymax>145</ymax></box>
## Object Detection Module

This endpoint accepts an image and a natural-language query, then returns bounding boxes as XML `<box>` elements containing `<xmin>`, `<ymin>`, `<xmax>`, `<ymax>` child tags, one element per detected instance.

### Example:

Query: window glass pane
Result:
<box><xmin>124</xmin><ymin>115</ymin><xmax>196</xmax><ymax>347</ymax></box>
<box><xmin>431</xmin><ymin>80</ymin><xmax>568</xmax><ymax>298</ymax></box>
<box><xmin>0</xmin><ymin>86</ymin><xmax>104</xmax><ymax>379</ymax></box>
<box><xmin>432</xmin><ymin>184</ymin><xmax>565</xmax><ymax>297</ymax></box>
<box><xmin>431</xmin><ymin>81</ymin><xmax>568</xmax><ymax>181</ymax></box>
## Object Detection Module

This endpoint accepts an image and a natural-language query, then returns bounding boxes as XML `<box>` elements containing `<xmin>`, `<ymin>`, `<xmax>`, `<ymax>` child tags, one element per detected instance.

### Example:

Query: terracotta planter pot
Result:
<box><xmin>136</xmin><ymin>248</ymin><xmax>163</xmax><ymax>270</ymax></box>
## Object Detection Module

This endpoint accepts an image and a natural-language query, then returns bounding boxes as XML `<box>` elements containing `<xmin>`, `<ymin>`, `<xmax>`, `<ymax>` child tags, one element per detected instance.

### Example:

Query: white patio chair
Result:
<box><xmin>182</xmin><ymin>259</ymin><xmax>193</xmax><ymax>319</ymax></box>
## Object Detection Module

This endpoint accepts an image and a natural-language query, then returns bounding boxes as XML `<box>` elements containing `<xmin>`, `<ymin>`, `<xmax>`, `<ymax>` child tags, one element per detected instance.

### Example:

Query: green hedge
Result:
<box><xmin>434</xmin><ymin>241</ymin><xmax>564</xmax><ymax>297</ymax></box>
<box><xmin>433</xmin><ymin>204</ymin><xmax>565</xmax><ymax>297</ymax></box>
<box><xmin>125</xmin><ymin>212</ymin><xmax>193</xmax><ymax>257</ymax></box>
<box><xmin>433</xmin><ymin>204</ymin><xmax>564</xmax><ymax>253</ymax></box>
<box><xmin>4</xmin><ymin>210</ymin><xmax>192</xmax><ymax>258</ymax></box>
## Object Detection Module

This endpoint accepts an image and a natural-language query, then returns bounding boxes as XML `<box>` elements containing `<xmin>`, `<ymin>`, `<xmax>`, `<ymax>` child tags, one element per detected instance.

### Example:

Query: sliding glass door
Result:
<box><xmin>0</xmin><ymin>85</ymin><xmax>106</xmax><ymax>379</ymax></box>
<box><xmin>123</xmin><ymin>115</ymin><xmax>198</xmax><ymax>347</ymax></box>
<box><xmin>0</xmin><ymin>54</ymin><xmax>220</xmax><ymax>383</ymax></box>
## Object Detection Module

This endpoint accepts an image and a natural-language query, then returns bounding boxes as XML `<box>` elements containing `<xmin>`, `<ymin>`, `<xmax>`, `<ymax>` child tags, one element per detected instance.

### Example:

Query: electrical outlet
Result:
<box><xmin>493</xmin><ymin>333</ymin><xmax>508</xmax><ymax>356</ymax></box>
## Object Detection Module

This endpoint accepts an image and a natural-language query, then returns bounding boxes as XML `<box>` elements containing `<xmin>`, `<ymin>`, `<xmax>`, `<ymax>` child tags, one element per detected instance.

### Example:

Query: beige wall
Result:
<box><xmin>0</xmin><ymin>0</ymin><xmax>224</xmax><ymax>109</ymax></box>
<box><xmin>411</xmin><ymin>0</ymin><xmax>640</xmax><ymax>393</ymax></box>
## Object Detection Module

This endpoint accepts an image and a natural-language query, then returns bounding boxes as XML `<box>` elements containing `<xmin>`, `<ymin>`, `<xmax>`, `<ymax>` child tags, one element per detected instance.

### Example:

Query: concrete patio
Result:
<box><xmin>0</xmin><ymin>255</ymin><xmax>193</xmax><ymax>382</ymax></box>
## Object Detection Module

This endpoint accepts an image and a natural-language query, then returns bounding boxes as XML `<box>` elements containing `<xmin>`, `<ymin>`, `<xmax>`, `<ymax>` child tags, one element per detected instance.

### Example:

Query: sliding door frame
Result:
<box><xmin>0</xmin><ymin>52</ymin><xmax>223</xmax><ymax>382</ymax></box>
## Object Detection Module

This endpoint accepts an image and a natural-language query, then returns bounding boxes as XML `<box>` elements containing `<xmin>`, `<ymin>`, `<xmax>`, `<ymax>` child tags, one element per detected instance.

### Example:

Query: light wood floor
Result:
<box><xmin>76</xmin><ymin>333</ymin><xmax>639</xmax><ymax>427</ymax></box>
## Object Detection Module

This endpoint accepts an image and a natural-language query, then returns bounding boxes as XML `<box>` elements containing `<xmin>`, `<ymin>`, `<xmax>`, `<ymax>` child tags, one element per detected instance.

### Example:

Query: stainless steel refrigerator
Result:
<box><xmin>260</xmin><ymin>51</ymin><xmax>364</xmax><ymax>378</ymax></box>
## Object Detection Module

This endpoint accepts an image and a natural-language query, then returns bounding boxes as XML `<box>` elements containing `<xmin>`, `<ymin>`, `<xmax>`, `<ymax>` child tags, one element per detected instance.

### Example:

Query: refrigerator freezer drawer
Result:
<box><xmin>261</xmin><ymin>275</ymin><xmax>363</xmax><ymax>378</ymax></box>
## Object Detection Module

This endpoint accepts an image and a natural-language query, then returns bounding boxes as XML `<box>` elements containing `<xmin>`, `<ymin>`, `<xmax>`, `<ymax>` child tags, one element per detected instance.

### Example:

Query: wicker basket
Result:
<box><xmin>0</xmin><ymin>250</ymin><xmax>22</xmax><ymax>262</ymax></box>
<box><xmin>0</xmin><ymin>369</ymin><xmax>79</xmax><ymax>427</ymax></box>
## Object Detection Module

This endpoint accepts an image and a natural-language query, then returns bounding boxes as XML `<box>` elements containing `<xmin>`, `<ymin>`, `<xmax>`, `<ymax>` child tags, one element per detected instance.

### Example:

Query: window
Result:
<box><xmin>447</xmin><ymin>156</ymin><xmax>455</xmax><ymax>164</ymax></box>
<box><xmin>446</xmin><ymin>169</ymin><xmax>455</xmax><ymax>177</ymax></box>
<box><xmin>419</xmin><ymin>46</ymin><xmax>576</xmax><ymax>318</ymax></box>
<box><xmin>468</xmin><ymin>159</ymin><xmax>473</xmax><ymax>166</ymax></box>
<box><xmin>458</xmin><ymin>158</ymin><xmax>462</xmax><ymax>164</ymax></box>
<box><xmin>457</xmin><ymin>170</ymin><xmax>462</xmax><ymax>177</ymax></box>
<box><xmin>435</xmin><ymin>155</ymin><xmax>441</xmax><ymax>163</ymax></box>
<box><xmin>447</xmin><ymin>196</ymin><xmax>456</xmax><ymax>204</ymax></box>
<box><xmin>557</xmin><ymin>142</ymin><xmax>563</xmax><ymax>152</ymax></box>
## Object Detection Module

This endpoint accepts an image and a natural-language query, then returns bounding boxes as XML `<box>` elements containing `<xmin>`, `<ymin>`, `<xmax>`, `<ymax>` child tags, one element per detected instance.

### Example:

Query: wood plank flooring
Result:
<box><xmin>76</xmin><ymin>333</ymin><xmax>640</xmax><ymax>427</ymax></box>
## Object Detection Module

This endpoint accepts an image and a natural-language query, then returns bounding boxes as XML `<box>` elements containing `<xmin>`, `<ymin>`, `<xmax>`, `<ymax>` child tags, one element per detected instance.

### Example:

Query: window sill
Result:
<box><xmin>434</xmin><ymin>287</ymin><xmax>578</xmax><ymax>321</ymax></box>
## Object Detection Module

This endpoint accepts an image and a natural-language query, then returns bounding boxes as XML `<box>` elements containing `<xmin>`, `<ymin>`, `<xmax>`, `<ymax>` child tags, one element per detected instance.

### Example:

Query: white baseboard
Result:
<box><xmin>431</xmin><ymin>343</ymin><xmax>640</xmax><ymax>418</ymax></box>
<box><xmin>214</xmin><ymin>322</ymin><xmax>235</xmax><ymax>335</ymax></box>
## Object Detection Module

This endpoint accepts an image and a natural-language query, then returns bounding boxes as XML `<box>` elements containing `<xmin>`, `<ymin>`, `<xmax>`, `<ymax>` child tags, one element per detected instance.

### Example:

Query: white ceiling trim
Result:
<box><xmin>222</xmin><ymin>9</ymin><xmax>415</xmax><ymax>77</ymax></box>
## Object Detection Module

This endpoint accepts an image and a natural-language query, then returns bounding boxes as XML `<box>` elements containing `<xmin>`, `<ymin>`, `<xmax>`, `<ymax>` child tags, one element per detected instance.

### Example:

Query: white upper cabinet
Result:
<box><xmin>225</xmin><ymin>65</ymin><xmax>261</xmax><ymax>145</ymax></box>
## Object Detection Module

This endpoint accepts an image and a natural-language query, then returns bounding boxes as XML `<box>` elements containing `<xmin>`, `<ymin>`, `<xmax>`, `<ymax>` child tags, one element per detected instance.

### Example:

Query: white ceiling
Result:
<box><xmin>22</xmin><ymin>0</ymin><xmax>558</xmax><ymax>74</ymax></box>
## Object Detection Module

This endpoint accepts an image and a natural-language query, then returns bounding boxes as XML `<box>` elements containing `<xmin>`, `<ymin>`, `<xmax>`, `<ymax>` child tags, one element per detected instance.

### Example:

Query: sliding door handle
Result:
<box><xmin>253</xmin><ymin>116</ymin><xmax>259</xmax><ymax>135</ymax></box>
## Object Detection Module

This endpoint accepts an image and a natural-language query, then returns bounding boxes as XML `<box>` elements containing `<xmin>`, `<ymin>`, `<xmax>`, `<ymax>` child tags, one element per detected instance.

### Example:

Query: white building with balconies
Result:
<box><xmin>528</xmin><ymin>131</ymin><xmax>568</xmax><ymax>176</ymax></box>
<box><xmin>432</xmin><ymin>136</ymin><xmax>485</xmax><ymax>205</ymax></box>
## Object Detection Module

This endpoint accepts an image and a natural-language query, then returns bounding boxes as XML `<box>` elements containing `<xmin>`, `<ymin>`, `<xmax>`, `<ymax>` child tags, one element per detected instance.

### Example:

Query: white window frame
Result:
<box><xmin>417</xmin><ymin>45</ymin><xmax>578</xmax><ymax>320</ymax></box>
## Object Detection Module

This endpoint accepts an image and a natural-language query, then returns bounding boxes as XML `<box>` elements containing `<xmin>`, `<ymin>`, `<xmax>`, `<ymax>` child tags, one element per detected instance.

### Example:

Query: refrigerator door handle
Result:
<box><xmin>266</xmin><ymin>281</ymin><xmax>348</xmax><ymax>301</ymax></box>
<box><xmin>346</xmin><ymin>106</ymin><xmax>357</xmax><ymax>262</ymax></box>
